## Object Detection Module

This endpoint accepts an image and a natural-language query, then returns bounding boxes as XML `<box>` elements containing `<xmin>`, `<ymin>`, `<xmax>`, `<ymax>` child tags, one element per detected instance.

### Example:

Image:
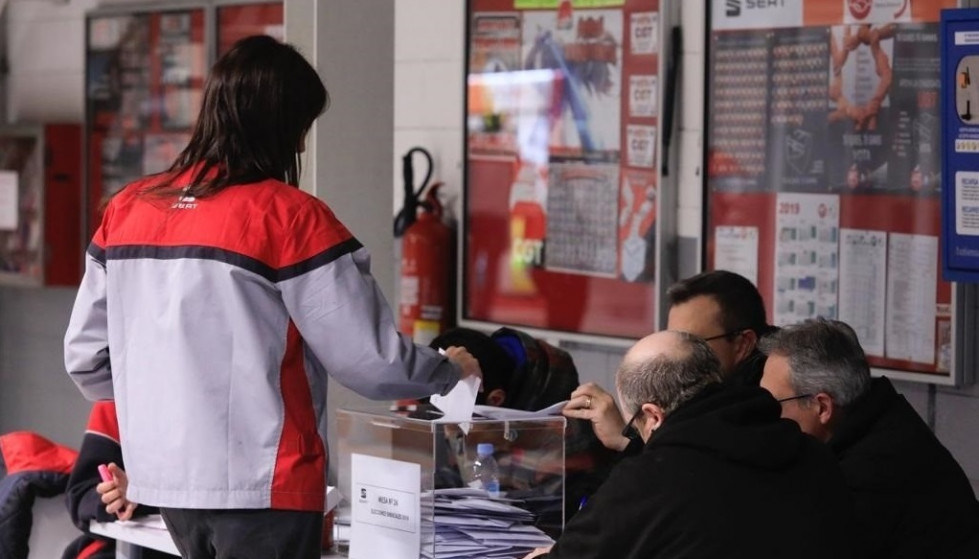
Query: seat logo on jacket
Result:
<box><xmin>172</xmin><ymin>190</ymin><xmax>198</xmax><ymax>210</ymax></box>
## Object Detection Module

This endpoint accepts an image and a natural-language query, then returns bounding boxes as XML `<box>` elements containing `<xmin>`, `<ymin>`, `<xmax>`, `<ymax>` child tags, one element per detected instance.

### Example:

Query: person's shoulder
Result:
<box><xmin>838</xmin><ymin>390</ymin><xmax>955</xmax><ymax>489</ymax></box>
<box><xmin>255</xmin><ymin>179</ymin><xmax>343</xmax><ymax>223</ymax></box>
<box><xmin>103</xmin><ymin>176</ymin><xmax>156</xmax><ymax>210</ymax></box>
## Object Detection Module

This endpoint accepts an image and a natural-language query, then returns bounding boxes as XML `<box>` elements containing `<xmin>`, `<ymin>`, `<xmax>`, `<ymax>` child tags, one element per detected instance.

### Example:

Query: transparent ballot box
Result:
<box><xmin>336</xmin><ymin>409</ymin><xmax>566</xmax><ymax>559</ymax></box>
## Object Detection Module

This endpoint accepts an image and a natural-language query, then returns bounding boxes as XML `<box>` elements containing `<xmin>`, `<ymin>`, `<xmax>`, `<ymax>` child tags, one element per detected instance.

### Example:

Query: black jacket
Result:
<box><xmin>829</xmin><ymin>377</ymin><xmax>979</xmax><ymax>559</ymax></box>
<box><xmin>541</xmin><ymin>385</ymin><xmax>854</xmax><ymax>559</ymax></box>
<box><xmin>727</xmin><ymin>347</ymin><xmax>767</xmax><ymax>387</ymax></box>
<box><xmin>0</xmin><ymin>432</ymin><xmax>77</xmax><ymax>559</ymax></box>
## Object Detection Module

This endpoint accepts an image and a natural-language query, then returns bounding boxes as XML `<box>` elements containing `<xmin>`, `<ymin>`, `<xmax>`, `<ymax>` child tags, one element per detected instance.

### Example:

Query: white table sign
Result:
<box><xmin>350</xmin><ymin>454</ymin><xmax>421</xmax><ymax>559</ymax></box>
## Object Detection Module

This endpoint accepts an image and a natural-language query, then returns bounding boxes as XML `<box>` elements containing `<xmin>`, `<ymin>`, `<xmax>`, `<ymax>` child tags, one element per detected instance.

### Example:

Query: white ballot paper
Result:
<box><xmin>350</xmin><ymin>454</ymin><xmax>421</xmax><ymax>559</ymax></box>
<box><xmin>472</xmin><ymin>400</ymin><xmax>568</xmax><ymax>420</ymax></box>
<box><xmin>430</xmin><ymin>375</ymin><xmax>481</xmax><ymax>434</ymax></box>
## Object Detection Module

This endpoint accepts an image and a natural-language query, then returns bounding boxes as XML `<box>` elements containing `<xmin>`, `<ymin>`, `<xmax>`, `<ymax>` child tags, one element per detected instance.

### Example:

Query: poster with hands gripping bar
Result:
<box><xmin>706</xmin><ymin>0</ymin><xmax>957</xmax><ymax>379</ymax></box>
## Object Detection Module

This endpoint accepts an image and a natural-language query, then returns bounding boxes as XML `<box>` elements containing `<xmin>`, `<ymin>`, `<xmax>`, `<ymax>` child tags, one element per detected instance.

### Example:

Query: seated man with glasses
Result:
<box><xmin>524</xmin><ymin>330</ymin><xmax>853</xmax><ymax>559</ymax></box>
<box><xmin>565</xmin><ymin>270</ymin><xmax>775</xmax><ymax>452</ymax></box>
<box><xmin>759</xmin><ymin>318</ymin><xmax>979</xmax><ymax>559</ymax></box>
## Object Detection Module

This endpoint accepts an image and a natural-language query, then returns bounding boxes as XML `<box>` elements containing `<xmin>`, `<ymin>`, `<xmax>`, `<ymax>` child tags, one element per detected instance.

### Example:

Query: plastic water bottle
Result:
<box><xmin>471</xmin><ymin>443</ymin><xmax>501</xmax><ymax>498</ymax></box>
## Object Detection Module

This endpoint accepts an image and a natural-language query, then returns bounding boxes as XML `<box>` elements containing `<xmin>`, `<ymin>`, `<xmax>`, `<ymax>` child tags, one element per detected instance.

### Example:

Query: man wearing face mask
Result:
<box><xmin>759</xmin><ymin>318</ymin><xmax>979</xmax><ymax>559</ymax></box>
<box><xmin>524</xmin><ymin>330</ymin><xmax>853</xmax><ymax>559</ymax></box>
<box><xmin>565</xmin><ymin>270</ymin><xmax>775</xmax><ymax>453</ymax></box>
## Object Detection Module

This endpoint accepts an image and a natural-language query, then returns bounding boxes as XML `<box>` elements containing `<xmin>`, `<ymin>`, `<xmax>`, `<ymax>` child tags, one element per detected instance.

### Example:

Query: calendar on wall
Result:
<box><xmin>460</xmin><ymin>0</ymin><xmax>675</xmax><ymax>343</ymax></box>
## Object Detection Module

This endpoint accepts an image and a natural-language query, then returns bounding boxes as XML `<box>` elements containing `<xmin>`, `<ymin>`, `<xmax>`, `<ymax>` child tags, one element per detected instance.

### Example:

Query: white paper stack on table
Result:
<box><xmin>420</xmin><ymin>488</ymin><xmax>555</xmax><ymax>559</ymax></box>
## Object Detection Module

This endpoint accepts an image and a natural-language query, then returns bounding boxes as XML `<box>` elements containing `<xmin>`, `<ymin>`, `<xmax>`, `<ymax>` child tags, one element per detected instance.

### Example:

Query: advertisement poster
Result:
<box><xmin>86</xmin><ymin>5</ymin><xmax>284</xmax><ymax>233</ymax></box>
<box><xmin>465</xmin><ymin>0</ymin><xmax>662</xmax><ymax>339</ymax></box>
<box><xmin>706</xmin><ymin>0</ymin><xmax>954</xmax><ymax>376</ymax></box>
<box><xmin>941</xmin><ymin>9</ymin><xmax>979</xmax><ymax>286</ymax></box>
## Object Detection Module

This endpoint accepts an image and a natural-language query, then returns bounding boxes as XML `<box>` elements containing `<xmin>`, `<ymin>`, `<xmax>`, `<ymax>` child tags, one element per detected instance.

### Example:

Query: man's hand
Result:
<box><xmin>522</xmin><ymin>545</ymin><xmax>553</xmax><ymax>559</ymax></box>
<box><xmin>97</xmin><ymin>463</ymin><xmax>137</xmax><ymax>521</ymax></box>
<box><xmin>444</xmin><ymin>346</ymin><xmax>483</xmax><ymax>390</ymax></box>
<box><xmin>563</xmin><ymin>383</ymin><xmax>631</xmax><ymax>452</ymax></box>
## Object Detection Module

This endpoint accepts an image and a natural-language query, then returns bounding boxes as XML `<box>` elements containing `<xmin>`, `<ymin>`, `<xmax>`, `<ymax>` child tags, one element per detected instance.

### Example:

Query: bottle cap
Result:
<box><xmin>477</xmin><ymin>443</ymin><xmax>494</xmax><ymax>456</ymax></box>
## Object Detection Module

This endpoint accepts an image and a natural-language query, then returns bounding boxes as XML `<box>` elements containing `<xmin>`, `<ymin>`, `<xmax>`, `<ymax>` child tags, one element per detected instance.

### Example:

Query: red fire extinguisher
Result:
<box><xmin>394</xmin><ymin>148</ymin><xmax>454</xmax><ymax>345</ymax></box>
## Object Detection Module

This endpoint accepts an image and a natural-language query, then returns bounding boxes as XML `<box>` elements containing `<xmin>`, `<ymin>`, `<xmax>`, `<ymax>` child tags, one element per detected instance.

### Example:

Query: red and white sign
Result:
<box><xmin>711</xmin><ymin>0</ymin><xmax>803</xmax><ymax>31</ymax></box>
<box><xmin>843</xmin><ymin>0</ymin><xmax>913</xmax><ymax>24</ymax></box>
<box><xmin>629</xmin><ymin>75</ymin><xmax>658</xmax><ymax>118</ymax></box>
<box><xmin>627</xmin><ymin>125</ymin><xmax>657</xmax><ymax>168</ymax></box>
<box><xmin>630</xmin><ymin>12</ymin><xmax>658</xmax><ymax>55</ymax></box>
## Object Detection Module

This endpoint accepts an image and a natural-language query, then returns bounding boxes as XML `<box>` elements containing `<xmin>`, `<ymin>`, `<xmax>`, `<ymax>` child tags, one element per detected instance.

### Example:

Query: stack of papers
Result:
<box><xmin>420</xmin><ymin>488</ymin><xmax>555</xmax><ymax>559</ymax></box>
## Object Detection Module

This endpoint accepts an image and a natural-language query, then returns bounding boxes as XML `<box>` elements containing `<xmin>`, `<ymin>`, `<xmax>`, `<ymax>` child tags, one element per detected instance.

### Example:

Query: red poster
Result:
<box><xmin>465</xmin><ymin>0</ymin><xmax>662</xmax><ymax>340</ymax></box>
<box><xmin>706</xmin><ymin>0</ymin><xmax>955</xmax><ymax>376</ymax></box>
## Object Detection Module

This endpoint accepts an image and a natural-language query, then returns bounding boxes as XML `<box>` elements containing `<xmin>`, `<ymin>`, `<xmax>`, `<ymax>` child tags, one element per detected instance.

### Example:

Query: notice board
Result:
<box><xmin>462</xmin><ymin>0</ymin><xmax>673</xmax><ymax>342</ymax></box>
<box><xmin>705</xmin><ymin>0</ymin><xmax>962</xmax><ymax>381</ymax></box>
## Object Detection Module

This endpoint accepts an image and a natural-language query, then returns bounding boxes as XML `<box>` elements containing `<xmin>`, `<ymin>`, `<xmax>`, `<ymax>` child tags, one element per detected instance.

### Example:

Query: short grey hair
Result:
<box><xmin>759</xmin><ymin>318</ymin><xmax>870</xmax><ymax>408</ymax></box>
<box><xmin>615</xmin><ymin>331</ymin><xmax>723</xmax><ymax>417</ymax></box>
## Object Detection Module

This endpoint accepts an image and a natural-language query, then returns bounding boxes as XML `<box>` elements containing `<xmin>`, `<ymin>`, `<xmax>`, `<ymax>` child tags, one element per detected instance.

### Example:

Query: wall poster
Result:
<box><xmin>86</xmin><ymin>9</ymin><xmax>206</xmax><ymax>232</ymax></box>
<box><xmin>85</xmin><ymin>2</ymin><xmax>284</xmax><ymax>234</ymax></box>
<box><xmin>706</xmin><ymin>0</ymin><xmax>956</xmax><ymax>377</ymax></box>
<box><xmin>463</xmin><ymin>0</ymin><xmax>667</xmax><ymax>340</ymax></box>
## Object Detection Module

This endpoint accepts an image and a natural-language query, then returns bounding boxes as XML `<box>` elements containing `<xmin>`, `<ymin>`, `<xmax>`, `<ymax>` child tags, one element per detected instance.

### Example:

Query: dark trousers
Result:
<box><xmin>160</xmin><ymin>508</ymin><xmax>323</xmax><ymax>559</ymax></box>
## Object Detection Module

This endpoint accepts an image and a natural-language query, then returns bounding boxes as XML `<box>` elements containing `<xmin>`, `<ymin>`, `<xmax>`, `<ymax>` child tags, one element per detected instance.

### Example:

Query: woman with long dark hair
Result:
<box><xmin>65</xmin><ymin>35</ymin><xmax>480</xmax><ymax>558</ymax></box>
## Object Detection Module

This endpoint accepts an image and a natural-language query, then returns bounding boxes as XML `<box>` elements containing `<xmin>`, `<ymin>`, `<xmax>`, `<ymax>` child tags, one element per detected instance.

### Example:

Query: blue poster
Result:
<box><xmin>942</xmin><ymin>9</ymin><xmax>979</xmax><ymax>282</ymax></box>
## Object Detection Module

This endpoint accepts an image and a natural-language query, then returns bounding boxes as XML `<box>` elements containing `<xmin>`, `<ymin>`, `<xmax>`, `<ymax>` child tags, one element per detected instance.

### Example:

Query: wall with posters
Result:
<box><xmin>706</xmin><ymin>0</ymin><xmax>960</xmax><ymax>381</ymax></box>
<box><xmin>0</xmin><ymin>0</ymin><xmax>976</xmax><ymax>494</ymax></box>
<box><xmin>395</xmin><ymin>0</ymin><xmax>979</xmax><ymax>493</ymax></box>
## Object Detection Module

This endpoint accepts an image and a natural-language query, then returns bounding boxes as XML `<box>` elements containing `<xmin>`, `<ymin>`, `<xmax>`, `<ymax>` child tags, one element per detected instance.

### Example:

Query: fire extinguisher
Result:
<box><xmin>394</xmin><ymin>147</ymin><xmax>454</xmax><ymax>345</ymax></box>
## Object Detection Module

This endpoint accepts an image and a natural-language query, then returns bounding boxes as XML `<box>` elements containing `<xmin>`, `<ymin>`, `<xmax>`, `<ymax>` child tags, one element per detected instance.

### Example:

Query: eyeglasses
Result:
<box><xmin>701</xmin><ymin>329</ymin><xmax>747</xmax><ymax>342</ymax></box>
<box><xmin>777</xmin><ymin>393</ymin><xmax>813</xmax><ymax>404</ymax></box>
<box><xmin>621</xmin><ymin>407</ymin><xmax>645</xmax><ymax>439</ymax></box>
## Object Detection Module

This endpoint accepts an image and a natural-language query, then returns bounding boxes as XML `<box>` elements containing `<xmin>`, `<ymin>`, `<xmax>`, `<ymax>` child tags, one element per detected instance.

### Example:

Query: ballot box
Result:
<box><xmin>335</xmin><ymin>409</ymin><xmax>566</xmax><ymax>559</ymax></box>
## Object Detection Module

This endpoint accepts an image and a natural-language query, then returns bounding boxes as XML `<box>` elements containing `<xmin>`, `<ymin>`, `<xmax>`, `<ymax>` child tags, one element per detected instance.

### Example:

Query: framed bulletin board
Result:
<box><xmin>705</xmin><ymin>0</ymin><xmax>975</xmax><ymax>384</ymax></box>
<box><xmin>461</xmin><ymin>0</ymin><xmax>676</xmax><ymax>344</ymax></box>
<box><xmin>84</xmin><ymin>1</ymin><xmax>283</xmax><ymax>235</ymax></box>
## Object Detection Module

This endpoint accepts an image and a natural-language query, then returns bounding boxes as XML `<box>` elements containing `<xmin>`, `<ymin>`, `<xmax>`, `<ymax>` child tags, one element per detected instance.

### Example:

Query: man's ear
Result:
<box><xmin>638</xmin><ymin>402</ymin><xmax>666</xmax><ymax>440</ymax></box>
<box><xmin>486</xmin><ymin>389</ymin><xmax>506</xmax><ymax>407</ymax></box>
<box><xmin>813</xmin><ymin>392</ymin><xmax>835</xmax><ymax>426</ymax></box>
<box><xmin>735</xmin><ymin>329</ymin><xmax>759</xmax><ymax>363</ymax></box>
